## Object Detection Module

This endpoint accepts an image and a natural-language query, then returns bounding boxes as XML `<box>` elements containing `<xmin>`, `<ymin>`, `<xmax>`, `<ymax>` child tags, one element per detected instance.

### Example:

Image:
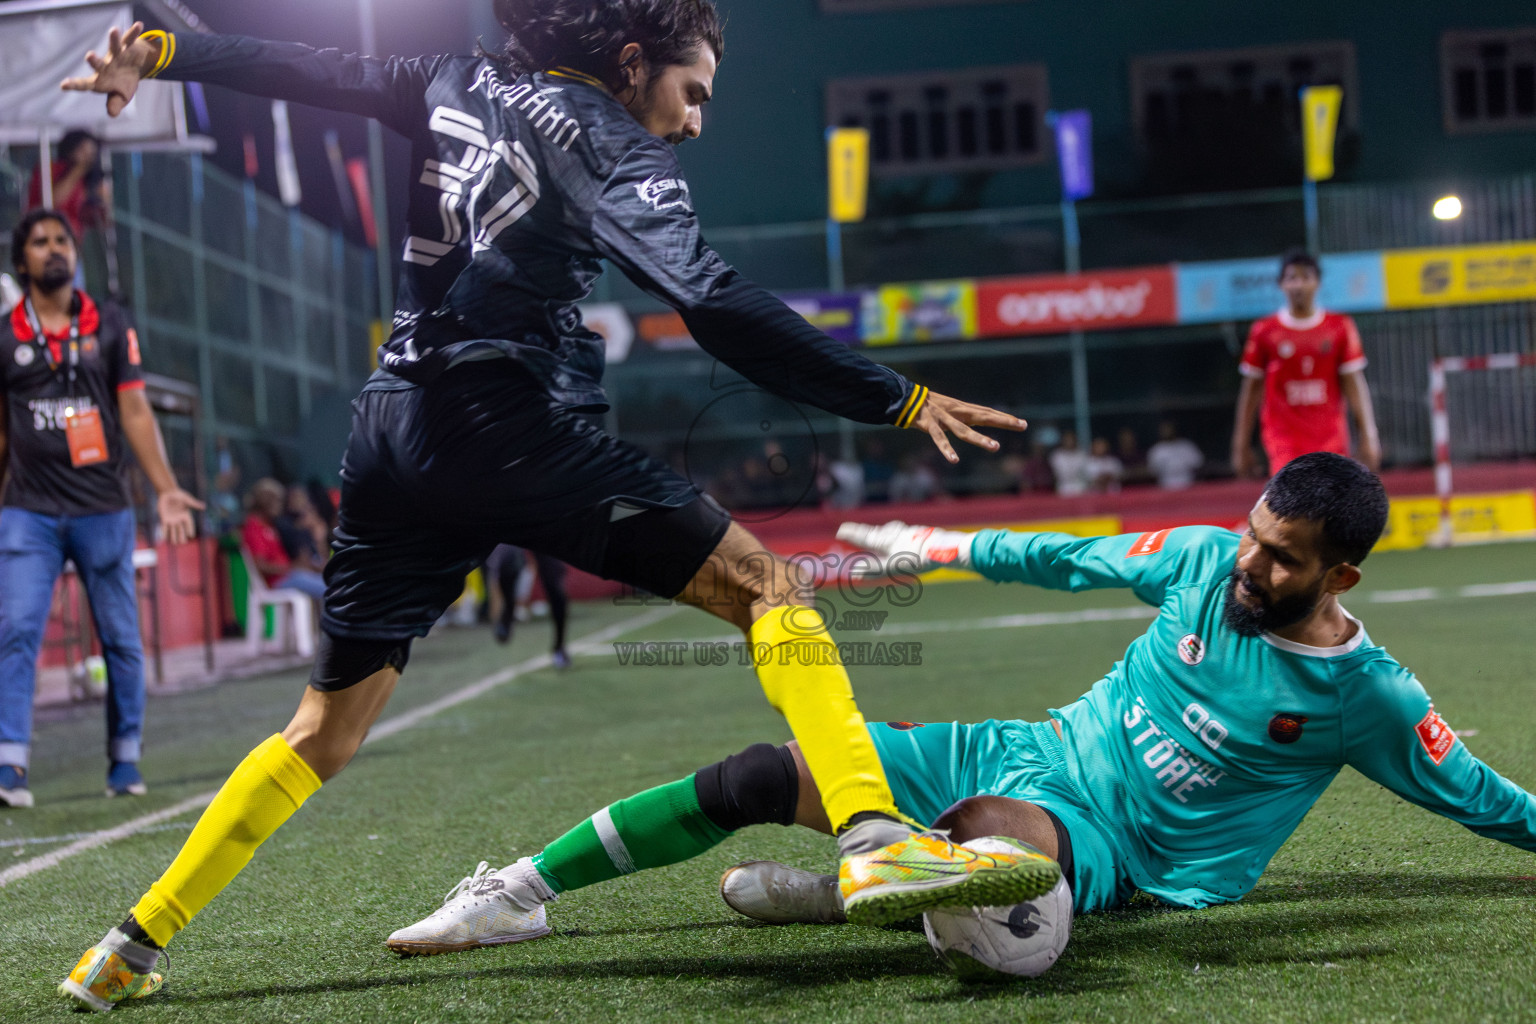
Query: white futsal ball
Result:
<box><xmin>923</xmin><ymin>840</ymin><xmax>1072</xmax><ymax>980</ymax></box>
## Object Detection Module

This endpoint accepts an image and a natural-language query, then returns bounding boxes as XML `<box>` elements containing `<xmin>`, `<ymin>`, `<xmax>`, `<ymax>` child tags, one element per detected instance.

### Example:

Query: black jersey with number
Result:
<box><xmin>150</xmin><ymin>33</ymin><xmax>924</xmax><ymax>425</ymax></box>
<box><xmin>0</xmin><ymin>292</ymin><xmax>144</xmax><ymax>516</ymax></box>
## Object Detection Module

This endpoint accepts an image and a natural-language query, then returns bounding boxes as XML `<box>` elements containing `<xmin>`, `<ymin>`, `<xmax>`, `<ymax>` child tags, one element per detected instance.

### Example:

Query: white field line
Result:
<box><xmin>0</xmin><ymin>606</ymin><xmax>678</xmax><ymax>888</ymax></box>
<box><xmin>2</xmin><ymin>823</ymin><xmax>190</xmax><ymax>850</ymax></box>
<box><xmin>1370</xmin><ymin>580</ymin><xmax>1536</xmax><ymax>603</ymax></box>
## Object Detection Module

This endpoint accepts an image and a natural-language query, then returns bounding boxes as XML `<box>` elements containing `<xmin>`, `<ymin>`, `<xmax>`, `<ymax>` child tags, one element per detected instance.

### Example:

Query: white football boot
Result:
<box><xmin>386</xmin><ymin>858</ymin><xmax>555</xmax><ymax>956</ymax></box>
<box><xmin>719</xmin><ymin>860</ymin><xmax>847</xmax><ymax>925</ymax></box>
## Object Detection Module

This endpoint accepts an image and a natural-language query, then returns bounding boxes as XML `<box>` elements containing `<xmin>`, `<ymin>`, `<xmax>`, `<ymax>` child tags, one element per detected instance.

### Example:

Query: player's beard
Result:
<box><xmin>1221</xmin><ymin>569</ymin><xmax>1323</xmax><ymax>637</ymax></box>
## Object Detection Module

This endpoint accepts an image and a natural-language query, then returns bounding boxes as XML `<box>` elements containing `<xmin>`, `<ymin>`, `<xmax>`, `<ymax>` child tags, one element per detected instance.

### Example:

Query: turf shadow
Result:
<box><xmin>155</xmin><ymin>945</ymin><xmax>954</xmax><ymax>1007</ymax></box>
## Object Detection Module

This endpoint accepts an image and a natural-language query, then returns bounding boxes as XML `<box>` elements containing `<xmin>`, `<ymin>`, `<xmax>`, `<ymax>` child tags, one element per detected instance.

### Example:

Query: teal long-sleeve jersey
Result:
<box><xmin>971</xmin><ymin>525</ymin><xmax>1536</xmax><ymax>908</ymax></box>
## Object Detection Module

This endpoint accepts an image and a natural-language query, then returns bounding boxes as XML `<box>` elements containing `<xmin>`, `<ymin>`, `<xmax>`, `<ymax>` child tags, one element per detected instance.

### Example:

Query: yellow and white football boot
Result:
<box><xmin>837</xmin><ymin>821</ymin><xmax>1061</xmax><ymax>927</ymax></box>
<box><xmin>58</xmin><ymin>928</ymin><xmax>165</xmax><ymax>1013</ymax></box>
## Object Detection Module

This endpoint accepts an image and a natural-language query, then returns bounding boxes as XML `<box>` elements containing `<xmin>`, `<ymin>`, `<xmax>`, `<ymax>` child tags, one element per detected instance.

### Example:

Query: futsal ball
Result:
<box><xmin>923</xmin><ymin>841</ymin><xmax>1073</xmax><ymax>980</ymax></box>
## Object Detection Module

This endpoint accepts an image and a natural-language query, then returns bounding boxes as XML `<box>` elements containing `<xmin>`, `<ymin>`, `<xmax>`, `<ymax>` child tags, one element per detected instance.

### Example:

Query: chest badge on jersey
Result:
<box><xmin>14</xmin><ymin>345</ymin><xmax>34</xmax><ymax>367</ymax></box>
<box><xmin>1176</xmin><ymin>633</ymin><xmax>1205</xmax><ymax>666</ymax></box>
<box><xmin>1279</xmin><ymin>341</ymin><xmax>1295</xmax><ymax>359</ymax></box>
<box><xmin>1268</xmin><ymin>713</ymin><xmax>1308</xmax><ymax>743</ymax></box>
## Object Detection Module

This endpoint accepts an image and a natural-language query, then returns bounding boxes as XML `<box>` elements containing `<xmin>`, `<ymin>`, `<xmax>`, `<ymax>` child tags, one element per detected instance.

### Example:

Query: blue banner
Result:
<box><xmin>1175</xmin><ymin>251</ymin><xmax>1385</xmax><ymax>323</ymax></box>
<box><xmin>1051</xmin><ymin>110</ymin><xmax>1094</xmax><ymax>202</ymax></box>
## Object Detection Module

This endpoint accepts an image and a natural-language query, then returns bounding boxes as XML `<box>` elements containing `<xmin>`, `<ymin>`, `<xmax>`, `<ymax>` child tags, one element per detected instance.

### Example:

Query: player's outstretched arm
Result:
<box><xmin>63</xmin><ymin>23</ymin><xmax>436</xmax><ymax>134</ymax></box>
<box><xmin>592</xmin><ymin>141</ymin><xmax>1024</xmax><ymax>459</ymax></box>
<box><xmin>1345</xmin><ymin>676</ymin><xmax>1536</xmax><ymax>853</ymax></box>
<box><xmin>841</xmin><ymin>520</ymin><xmax>1220</xmax><ymax>607</ymax></box>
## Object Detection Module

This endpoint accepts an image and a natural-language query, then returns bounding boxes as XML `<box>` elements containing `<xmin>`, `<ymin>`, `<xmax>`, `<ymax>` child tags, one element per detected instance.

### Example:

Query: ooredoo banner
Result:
<box><xmin>977</xmin><ymin>267</ymin><xmax>1177</xmax><ymax>337</ymax></box>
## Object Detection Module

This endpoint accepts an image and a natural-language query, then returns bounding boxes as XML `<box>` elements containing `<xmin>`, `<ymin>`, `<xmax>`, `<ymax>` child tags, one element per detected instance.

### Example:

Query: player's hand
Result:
<box><xmin>157</xmin><ymin>487</ymin><xmax>205</xmax><ymax>545</ymax></box>
<box><xmin>60</xmin><ymin>22</ymin><xmax>156</xmax><ymax>117</ymax></box>
<box><xmin>908</xmin><ymin>391</ymin><xmax>1025</xmax><ymax>465</ymax></box>
<box><xmin>837</xmin><ymin>521</ymin><xmax>974</xmax><ymax>577</ymax></box>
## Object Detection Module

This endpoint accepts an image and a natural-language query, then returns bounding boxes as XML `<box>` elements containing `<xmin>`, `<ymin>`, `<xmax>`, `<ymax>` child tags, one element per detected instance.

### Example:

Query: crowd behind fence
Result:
<box><xmin>3</xmin><ymin>146</ymin><xmax>1533</xmax><ymax>511</ymax></box>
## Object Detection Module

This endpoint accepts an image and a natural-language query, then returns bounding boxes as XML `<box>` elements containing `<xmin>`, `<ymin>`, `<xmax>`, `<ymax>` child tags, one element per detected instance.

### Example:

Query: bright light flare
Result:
<box><xmin>1432</xmin><ymin>195</ymin><xmax>1463</xmax><ymax>220</ymax></box>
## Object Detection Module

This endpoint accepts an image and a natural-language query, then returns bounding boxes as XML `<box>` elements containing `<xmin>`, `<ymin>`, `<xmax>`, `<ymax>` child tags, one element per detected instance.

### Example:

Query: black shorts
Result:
<box><xmin>320</xmin><ymin>363</ymin><xmax>730</xmax><ymax>642</ymax></box>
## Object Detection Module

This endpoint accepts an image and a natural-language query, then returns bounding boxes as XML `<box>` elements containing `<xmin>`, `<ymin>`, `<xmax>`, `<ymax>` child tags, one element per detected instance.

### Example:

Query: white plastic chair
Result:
<box><xmin>239</xmin><ymin>546</ymin><xmax>315</xmax><ymax>658</ymax></box>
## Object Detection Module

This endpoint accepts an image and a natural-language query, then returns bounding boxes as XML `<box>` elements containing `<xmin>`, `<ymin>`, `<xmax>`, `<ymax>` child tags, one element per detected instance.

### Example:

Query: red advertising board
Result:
<box><xmin>978</xmin><ymin>266</ymin><xmax>1177</xmax><ymax>337</ymax></box>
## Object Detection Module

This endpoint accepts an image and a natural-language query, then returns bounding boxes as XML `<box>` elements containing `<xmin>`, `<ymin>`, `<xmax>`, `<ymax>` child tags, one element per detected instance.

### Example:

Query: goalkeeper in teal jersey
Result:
<box><xmin>387</xmin><ymin>453</ymin><xmax>1536</xmax><ymax>954</ymax></box>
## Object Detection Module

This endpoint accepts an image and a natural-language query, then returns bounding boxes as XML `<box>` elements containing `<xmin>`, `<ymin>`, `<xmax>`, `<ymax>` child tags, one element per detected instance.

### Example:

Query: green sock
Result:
<box><xmin>532</xmin><ymin>776</ymin><xmax>731</xmax><ymax>894</ymax></box>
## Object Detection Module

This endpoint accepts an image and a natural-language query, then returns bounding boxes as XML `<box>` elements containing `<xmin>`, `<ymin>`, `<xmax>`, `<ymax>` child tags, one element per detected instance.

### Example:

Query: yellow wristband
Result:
<box><xmin>895</xmin><ymin>384</ymin><xmax>929</xmax><ymax>429</ymax></box>
<box><xmin>140</xmin><ymin>29</ymin><xmax>176</xmax><ymax>78</ymax></box>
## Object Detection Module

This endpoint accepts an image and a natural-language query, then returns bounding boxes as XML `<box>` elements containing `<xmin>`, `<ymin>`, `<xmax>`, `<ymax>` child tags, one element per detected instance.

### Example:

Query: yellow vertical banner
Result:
<box><xmin>827</xmin><ymin>127</ymin><xmax>870</xmax><ymax>223</ymax></box>
<box><xmin>1301</xmin><ymin>85</ymin><xmax>1343</xmax><ymax>182</ymax></box>
<box><xmin>369</xmin><ymin>320</ymin><xmax>385</xmax><ymax>370</ymax></box>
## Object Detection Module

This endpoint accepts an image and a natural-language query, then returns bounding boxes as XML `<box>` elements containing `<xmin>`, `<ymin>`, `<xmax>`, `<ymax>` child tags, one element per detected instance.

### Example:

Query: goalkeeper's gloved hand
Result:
<box><xmin>836</xmin><ymin>521</ymin><xmax>975</xmax><ymax>577</ymax></box>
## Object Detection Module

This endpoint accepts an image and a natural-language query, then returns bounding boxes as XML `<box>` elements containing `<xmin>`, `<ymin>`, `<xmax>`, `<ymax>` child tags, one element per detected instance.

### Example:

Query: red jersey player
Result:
<box><xmin>1231</xmin><ymin>249</ymin><xmax>1381</xmax><ymax>477</ymax></box>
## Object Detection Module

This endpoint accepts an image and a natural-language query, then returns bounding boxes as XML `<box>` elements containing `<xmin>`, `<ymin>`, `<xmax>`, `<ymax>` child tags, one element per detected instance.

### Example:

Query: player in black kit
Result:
<box><xmin>57</xmin><ymin>2</ymin><xmax>1058</xmax><ymax>1007</ymax></box>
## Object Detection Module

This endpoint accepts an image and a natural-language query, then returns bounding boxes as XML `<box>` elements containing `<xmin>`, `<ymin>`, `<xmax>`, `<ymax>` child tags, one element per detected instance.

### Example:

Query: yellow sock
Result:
<box><xmin>748</xmin><ymin>605</ymin><xmax>898</xmax><ymax>832</ymax></box>
<box><xmin>130</xmin><ymin>734</ymin><xmax>321</xmax><ymax>947</ymax></box>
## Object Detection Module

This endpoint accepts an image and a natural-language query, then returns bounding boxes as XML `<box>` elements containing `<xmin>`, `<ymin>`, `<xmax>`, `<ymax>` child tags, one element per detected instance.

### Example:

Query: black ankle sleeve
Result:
<box><xmin>694</xmin><ymin>743</ymin><xmax>800</xmax><ymax>831</ymax></box>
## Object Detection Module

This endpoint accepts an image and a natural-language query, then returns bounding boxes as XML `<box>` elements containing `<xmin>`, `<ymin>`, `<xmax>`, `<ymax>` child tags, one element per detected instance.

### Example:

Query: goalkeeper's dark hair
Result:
<box><xmin>1262</xmin><ymin>452</ymin><xmax>1388</xmax><ymax>566</ymax></box>
<box><xmin>494</xmin><ymin>0</ymin><xmax>723</xmax><ymax>83</ymax></box>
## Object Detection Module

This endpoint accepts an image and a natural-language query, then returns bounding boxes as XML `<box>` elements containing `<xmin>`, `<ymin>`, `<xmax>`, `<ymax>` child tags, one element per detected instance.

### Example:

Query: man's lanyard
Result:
<box><xmin>21</xmin><ymin>295</ymin><xmax>81</xmax><ymax>397</ymax></box>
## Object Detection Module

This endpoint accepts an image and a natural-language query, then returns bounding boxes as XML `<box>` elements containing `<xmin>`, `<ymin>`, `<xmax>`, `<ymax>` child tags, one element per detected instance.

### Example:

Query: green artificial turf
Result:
<box><xmin>2</xmin><ymin>541</ymin><xmax>1534</xmax><ymax>1022</ymax></box>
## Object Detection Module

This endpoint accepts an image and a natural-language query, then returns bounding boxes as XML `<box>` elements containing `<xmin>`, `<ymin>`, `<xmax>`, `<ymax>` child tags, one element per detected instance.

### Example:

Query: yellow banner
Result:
<box><xmin>827</xmin><ymin>127</ymin><xmax>870</xmax><ymax>224</ymax></box>
<box><xmin>866</xmin><ymin>281</ymin><xmax>978</xmax><ymax>345</ymax></box>
<box><xmin>1383</xmin><ymin>241</ymin><xmax>1536</xmax><ymax>308</ymax></box>
<box><xmin>1374</xmin><ymin>491</ymin><xmax>1536</xmax><ymax>551</ymax></box>
<box><xmin>1301</xmin><ymin>85</ymin><xmax>1343</xmax><ymax>182</ymax></box>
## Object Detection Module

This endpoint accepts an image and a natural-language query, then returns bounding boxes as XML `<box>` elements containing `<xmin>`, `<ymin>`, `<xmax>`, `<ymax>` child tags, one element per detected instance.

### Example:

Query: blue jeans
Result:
<box><xmin>0</xmin><ymin>507</ymin><xmax>145</xmax><ymax>770</ymax></box>
<box><xmin>275</xmin><ymin>568</ymin><xmax>327</xmax><ymax>599</ymax></box>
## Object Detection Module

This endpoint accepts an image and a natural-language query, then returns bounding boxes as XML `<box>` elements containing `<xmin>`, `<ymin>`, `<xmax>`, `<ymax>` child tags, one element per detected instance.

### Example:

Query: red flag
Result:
<box><xmin>346</xmin><ymin>157</ymin><xmax>378</xmax><ymax>248</ymax></box>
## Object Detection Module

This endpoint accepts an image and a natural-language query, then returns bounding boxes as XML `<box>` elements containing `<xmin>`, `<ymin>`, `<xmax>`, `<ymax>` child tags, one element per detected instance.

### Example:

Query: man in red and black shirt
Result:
<box><xmin>0</xmin><ymin>209</ymin><xmax>202</xmax><ymax>808</ymax></box>
<box><xmin>1231</xmin><ymin>249</ymin><xmax>1381</xmax><ymax>477</ymax></box>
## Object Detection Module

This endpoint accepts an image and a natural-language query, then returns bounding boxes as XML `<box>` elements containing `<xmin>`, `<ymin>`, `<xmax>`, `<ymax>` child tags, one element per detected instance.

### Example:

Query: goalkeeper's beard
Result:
<box><xmin>1220</xmin><ymin>569</ymin><xmax>1323</xmax><ymax>637</ymax></box>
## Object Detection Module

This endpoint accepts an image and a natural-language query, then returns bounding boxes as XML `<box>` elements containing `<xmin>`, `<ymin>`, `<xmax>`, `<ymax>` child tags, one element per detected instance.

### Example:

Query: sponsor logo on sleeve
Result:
<box><xmin>635</xmin><ymin>174</ymin><xmax>692</xmax><ymax>213</ymax></box>
<box><xmin>127</xmin><ymin>328</ymin><xmax>142</xmax><ymax>366</ymax></box>
<box><xmin>1127</xmin><ymin>529</ymin><xmax>1171</xmax><ymax>557</ymax></box>
<box><xmin>1415</xmin><ymin>707</ymin><xmax>1456</xmax><ymax>765</ymax></box>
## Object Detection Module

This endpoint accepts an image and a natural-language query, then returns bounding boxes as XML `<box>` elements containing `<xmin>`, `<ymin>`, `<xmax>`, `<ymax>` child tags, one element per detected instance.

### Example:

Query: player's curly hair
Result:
<box><xmin>1263</xmin><ymin>452</ymin><xmax>1388</xmax><ymax>566</ymax></box>
<box><xmin>494</xmin><ymin>0</ymin><xmax>723</xmax><ymax>84</ymax></box>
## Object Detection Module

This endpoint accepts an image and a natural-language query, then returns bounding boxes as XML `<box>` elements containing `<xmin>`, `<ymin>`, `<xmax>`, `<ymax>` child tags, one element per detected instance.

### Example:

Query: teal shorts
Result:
<box><xmin>868</xmin><ymin>719</ymin><xmax>1136</xmax><ymax>914</ymax></box>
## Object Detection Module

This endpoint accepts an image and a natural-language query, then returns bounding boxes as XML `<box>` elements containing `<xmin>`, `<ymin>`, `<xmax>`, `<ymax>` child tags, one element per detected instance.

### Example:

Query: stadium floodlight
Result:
<box><xmin>1432</xmin><ymin>195</ymin><xmax>1463</xmax><ymax>220</ymax></box>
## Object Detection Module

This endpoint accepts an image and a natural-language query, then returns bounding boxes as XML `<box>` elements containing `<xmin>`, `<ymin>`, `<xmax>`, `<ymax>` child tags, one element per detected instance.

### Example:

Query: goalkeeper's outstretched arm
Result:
<box><xmin>839</xmin><ymin>521</ymin><xmax>1227</xmax><ymax>607</ymax></box>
